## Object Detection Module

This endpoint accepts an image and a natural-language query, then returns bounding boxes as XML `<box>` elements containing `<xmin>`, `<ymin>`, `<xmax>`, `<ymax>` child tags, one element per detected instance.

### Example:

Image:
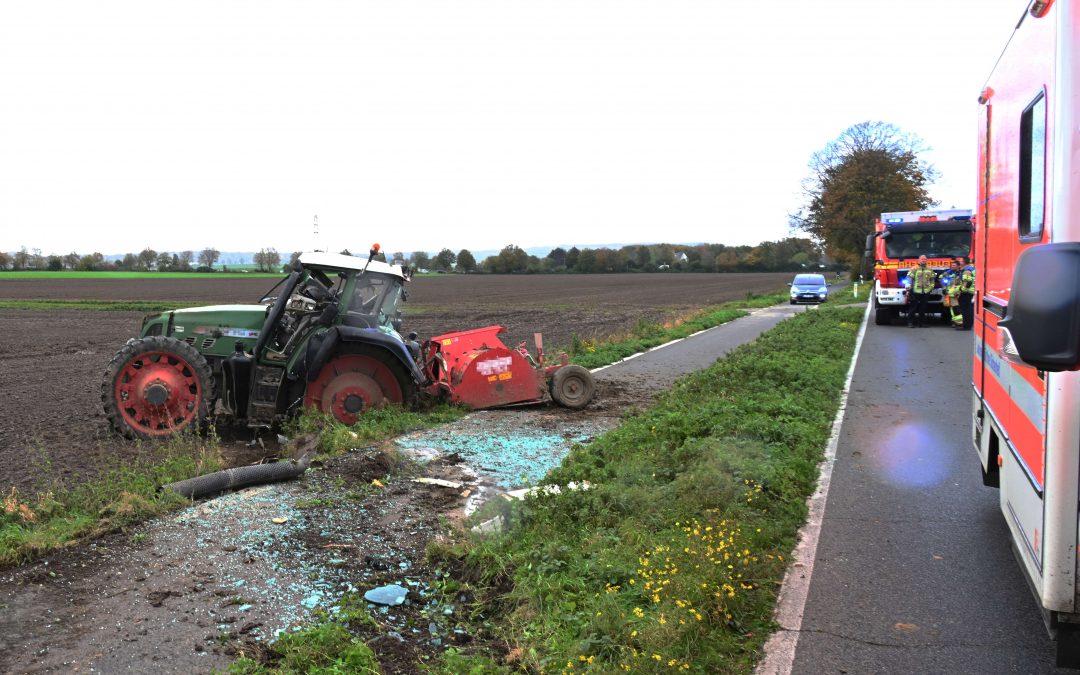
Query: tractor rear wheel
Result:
<box><xmin>550</xmin><ymin>365</ymin><xmax>596</xmax><ymax>410</ymax></box>
<box><xmin>101</xmin><ymin>336</ymin><xmax>214</xmax><ymax>440</ymax></box>
<box><xmin>304</xmin><ymin>346</ymin><xmax>414</xmax><ymax>425</ymax></box>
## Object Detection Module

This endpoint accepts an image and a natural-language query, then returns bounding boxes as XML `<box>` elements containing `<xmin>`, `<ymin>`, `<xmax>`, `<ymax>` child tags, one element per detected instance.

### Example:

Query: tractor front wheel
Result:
<box><xmin>101</xmin><ymin>336</ymin><xmax>214</xmax><ymax>440</ymax></box>
<box><xmin>550</xmin><ymin>365</ymin><xmax>596</xmax><ymax>410</ymax></box>
<box><xmin>304</xmin><ymin>347</ymin><xmax>414</xmax><ymax>425</ymax></box>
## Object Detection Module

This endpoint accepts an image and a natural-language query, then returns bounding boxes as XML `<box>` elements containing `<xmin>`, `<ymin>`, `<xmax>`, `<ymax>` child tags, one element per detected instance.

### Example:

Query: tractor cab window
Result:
<box><xmin>885</xmin><ymin>230</ymin><xmax>972</xmax><ymax>259</ymax></box>
<box><xmin>346</xmin><ymin>273</ymin><xmax>404</xmax><ymax>329</ymax></box>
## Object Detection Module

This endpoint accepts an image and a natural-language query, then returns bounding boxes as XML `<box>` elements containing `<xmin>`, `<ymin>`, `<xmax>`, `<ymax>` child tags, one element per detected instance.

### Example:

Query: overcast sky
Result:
<box><xmin>0</xmin><ymin>1</ymin><xmax>1025</xmax><ymax>257</ymax></box>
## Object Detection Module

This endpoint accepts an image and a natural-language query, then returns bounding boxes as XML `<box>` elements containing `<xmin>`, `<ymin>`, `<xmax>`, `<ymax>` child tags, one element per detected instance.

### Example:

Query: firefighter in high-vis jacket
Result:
<box><xmin>943</xmin><ymin>259</ymin><xmax>963</xmax><ymax>327</ymax></box>
<box><xmin>956</xmin><ymin>257</ymin><xmax>976</xmax><ymax>331</ymax></box>
<box><xmin>906</xmin><ymin>255</ymin><xmax>937</xmax><ymax>327</ymax></box>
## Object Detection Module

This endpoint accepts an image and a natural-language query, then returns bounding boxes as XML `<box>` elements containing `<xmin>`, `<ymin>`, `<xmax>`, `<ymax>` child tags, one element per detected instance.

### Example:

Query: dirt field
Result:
<box><xmin>0</xmin><ymin>273</ymin><xmax>789</xmax><ymax>496</ymax></box>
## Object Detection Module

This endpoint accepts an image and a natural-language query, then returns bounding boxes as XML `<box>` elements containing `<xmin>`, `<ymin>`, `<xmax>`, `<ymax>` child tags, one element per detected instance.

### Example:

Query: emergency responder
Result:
<box><xmin>945</xmin><ymin>259</ymin><xmax>963</xmax><ymax>327</ymax></box>
<box><xmin>907</xmin><ymin>255</ymin><xmax>936</xmax><ymax>327</ymax></box>
<box><xmin>956</xmin><ymin>257</ymin><xmax>976</xmax><ymax>330</ymax></box>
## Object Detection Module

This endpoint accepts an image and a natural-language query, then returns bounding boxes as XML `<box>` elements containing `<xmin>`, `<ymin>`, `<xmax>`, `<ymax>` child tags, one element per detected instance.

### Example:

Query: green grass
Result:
<box><xmin>431</xmin><ymin>304</ymin><xmax>864</xmax><ymax>673</ymax></box>
<box><xmin>0</xmin><ymin>271</ymin><xmax>279</xmax><ymax>279</ymax></box>
<box><xmin>0</xmin><ymin>434</ymin><xmax>225</xmax><ymax>566</ymax></box>
<box><xmin>0</xmin><ymin>299</ymin><xmax>204</xmax><ymax>312</ymax></box>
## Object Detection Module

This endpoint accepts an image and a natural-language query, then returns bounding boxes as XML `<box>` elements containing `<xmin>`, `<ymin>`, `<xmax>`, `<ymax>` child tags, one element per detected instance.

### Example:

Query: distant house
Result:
<box><xmin>675</xmin><ymin>252</ymin><xmax>689</xmax><ymax>264</ymax></box>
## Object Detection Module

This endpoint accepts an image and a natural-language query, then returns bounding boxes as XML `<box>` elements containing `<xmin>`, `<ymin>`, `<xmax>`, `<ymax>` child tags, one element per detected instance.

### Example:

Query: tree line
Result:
<box><xmin>388</xmin><ymin>238</ymin><xmax>824</xmax><ymax>274</ymax></box>
<box><xmin>0</xmin><ymin>247</ymin><xmax>284</xmax><ymax>273</ymax></box>
<box><xmin>1</xmin><ymin>238</ymin><xmax>829</xmax><ymax>275</ymax></box>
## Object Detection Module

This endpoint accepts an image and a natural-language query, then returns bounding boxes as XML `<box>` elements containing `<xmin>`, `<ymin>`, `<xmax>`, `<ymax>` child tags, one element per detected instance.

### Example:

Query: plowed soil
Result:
<box><xmin>0</xmin><ymin>272</ymin><xmax>789</xmax><ymax>496</ymax></box>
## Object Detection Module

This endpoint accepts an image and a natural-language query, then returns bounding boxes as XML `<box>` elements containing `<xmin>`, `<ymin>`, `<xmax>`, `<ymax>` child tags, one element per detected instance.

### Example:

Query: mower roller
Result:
<box><xmin>101</xmin><ymin>247</ymin><xmax>595</xmax><ymax>440</ymax></box>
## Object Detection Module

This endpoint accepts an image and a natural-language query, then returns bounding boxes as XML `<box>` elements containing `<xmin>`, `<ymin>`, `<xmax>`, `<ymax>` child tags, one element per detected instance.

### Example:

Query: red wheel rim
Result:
<box><xmin>304</xmin><ymin>354</ymin><xmax>403</xmax><ymax>425</ymax></box>
<box><xmin>113</xmin><ymin>350</ymin><xmax>204</xmax><ymax>436</ymax></box>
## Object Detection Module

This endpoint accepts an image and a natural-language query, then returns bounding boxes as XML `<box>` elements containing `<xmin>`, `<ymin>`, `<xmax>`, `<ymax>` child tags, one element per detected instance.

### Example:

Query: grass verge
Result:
<box><xmin>0</xmin><ymin>434</ymin><xmax>224</xmax><ymax>567</ymax></box>
<box><xmin>431</xmin><ymin>304</ymin><xmax>864</xmax><ymax>672</ymax></box>
<box><xmin>562</xmin><ymin>290</ymin><xmax>789</xmax><ymax>369</ymax></box>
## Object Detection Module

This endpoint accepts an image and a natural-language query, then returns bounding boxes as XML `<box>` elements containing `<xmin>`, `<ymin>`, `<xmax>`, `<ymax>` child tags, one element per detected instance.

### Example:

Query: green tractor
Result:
<box><xmin>101</xmin><ymin>248</ymin><xmax>426</xmax><ymax>439</ymax></box>
<box><xmin>102</xmin><ymin>247</ymin><xmax>597</xmax><ymax>440</ymax></box>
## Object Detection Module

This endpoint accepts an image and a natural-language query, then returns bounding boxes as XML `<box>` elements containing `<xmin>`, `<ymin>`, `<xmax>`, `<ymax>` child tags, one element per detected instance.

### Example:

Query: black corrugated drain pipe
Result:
<box><xmin>161</xmin><ymin>452</ymin><xmax>315</xmax><ymax>500</ymax></box>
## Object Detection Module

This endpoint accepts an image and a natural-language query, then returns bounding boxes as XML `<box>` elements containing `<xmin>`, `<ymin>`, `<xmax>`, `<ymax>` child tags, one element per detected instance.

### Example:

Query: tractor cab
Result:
<box><xmin>255</xmin><ymin>250</ymin><xmax>414</xmax><ymax>367</ymax></box>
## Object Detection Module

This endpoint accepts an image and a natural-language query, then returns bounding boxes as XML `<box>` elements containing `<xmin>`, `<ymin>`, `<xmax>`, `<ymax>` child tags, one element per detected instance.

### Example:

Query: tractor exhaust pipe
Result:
<box><xmin>160</xmin><ymin>452</ymin><xmax>315</xmax><ymax>500</ymax></box>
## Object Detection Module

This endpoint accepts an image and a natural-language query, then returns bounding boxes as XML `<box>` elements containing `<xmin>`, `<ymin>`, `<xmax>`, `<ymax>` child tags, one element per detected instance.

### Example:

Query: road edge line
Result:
<box><xmin>588</xmin><ymin>306</ymin><xmax>772</xmax><ymax>374</ymax></box>
<box><xmin>754</xmin><ymin>299</ymin><xmax>872</xmax><ymax>675</ymax></box>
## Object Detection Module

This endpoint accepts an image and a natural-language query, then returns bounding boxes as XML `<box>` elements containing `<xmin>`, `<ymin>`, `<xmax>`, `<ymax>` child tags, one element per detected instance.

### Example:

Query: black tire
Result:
<box><xmin>875</xmin><ymin>306</ymin><xmax>892</xmax><ymax>325</ymax></box>
<box><xmin>550</xmin><ymin>365</ymin><xmax>596</xmax><ymax>410</ymax></box>
<box><xmin>101</xmin><ymin>336</ymin><xmax>214</xmax><ymax>440</ymax></box>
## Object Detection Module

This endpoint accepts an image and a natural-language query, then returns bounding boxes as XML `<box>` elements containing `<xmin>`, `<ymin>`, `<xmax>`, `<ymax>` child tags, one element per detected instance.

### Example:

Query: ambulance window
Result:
<box><xmin>1019</xmin><ymin>91</ymin><xmax>1046</xmax><ymax>241</ymax></box>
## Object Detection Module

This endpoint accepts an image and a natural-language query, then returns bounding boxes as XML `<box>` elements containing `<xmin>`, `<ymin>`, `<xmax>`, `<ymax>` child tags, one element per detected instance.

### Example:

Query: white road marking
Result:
<box><xmin>755</xmin><ymin>299</ymin><xmax>872</xmax><ymax>675</ymax></box>
<box><xmin>588</xmin><ymin>306</ymin><xmax>788</xmax><ymax>373</ymax></box>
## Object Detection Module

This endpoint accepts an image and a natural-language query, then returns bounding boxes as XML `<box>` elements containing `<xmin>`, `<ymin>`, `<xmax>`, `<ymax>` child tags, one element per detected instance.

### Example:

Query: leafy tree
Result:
<box><xmin>138</xmin><ymin>247</ymin><xmax>157</xmax><ymax>271</ymax></box>
<box><xmin>654</xmin><ymin>244</ymin><xmax>675</xmax><ymax>268</ymax></box>
<box><xmin>482</xmin><ymin>245</ymin><xmax>531</xmax><ymax>273</ymax></box>
<box><xmin>456</xmin><ymin>249</ymin><xmax>477</xmax><ymax>273</ymax></box>
<box><xmin>410</xmin><ymin>251</ymin><xmax>431</xmax><ymax>271</ymax></box>
<box><xmin>63</xmin><ymin>252</ymin><xmax>80</xmax><ymax>270</ymax></box>
<box><xmin>198</xmin><ymin>247</ymin><xmax>220</xmax><ymax>269</ymax></box>
<box><xmin>574</xmin><ymin>248</ymin><xmax>597</xmax><ymax>273</ymax></box>
<box><xmin>565</xmin><ymin>246</ymin><xmax>580</xmax><ymax>270</ymax></box>
<box><xmin>119</xmin><ymin>253</ymin><xmax>139</xmax><ymax>271</ymax></box>
<box><xmin>546</xmin><ymin>247</ymin><xmax>567</xmax><ymax>269</ymax></box>
<box><xmin>0</xmin><ymin>251</ymin><xmax>11</xmax><ymax>270</ymax></box>
<box><xmin>46</xmin><ymin>255</ymin><xmax>63</xmax><ymax>271</ymax></box>
<box><xmin>391</xmin><ymin>251</ymin><xmax>406</xmax><ymax>265</ymax></box>
<box><xmin>155</xmin><ymin>252</ymin><xmax>174</xmax><ymax>271</ymax></box>
<box><xmin>78</xmin><ymin>253</ymin><xmax>105</xmax><ymax>271</ymax></box>
<box><xmin>178</xmin><ymin>251</ymin><xmax>194</xmax><ymax>271</ymax></box>
<box><xmin>791</xmin><ymin>121</ymin><xmax>936</xmax><ymax>270</ymax></box>
<box><xmin>635</xmin><ymin>245</ymin><xmax>651</xmax><ymax>270</ymax></box>
<box><xmin>714</xmin><ymin>251</ymin><xmax>739</xmax><ymax>271</ymax></box>
<box><xmin>432</xmin><ymin>248</ymin><xmax>457</xmax><ymax>272</ymax></box>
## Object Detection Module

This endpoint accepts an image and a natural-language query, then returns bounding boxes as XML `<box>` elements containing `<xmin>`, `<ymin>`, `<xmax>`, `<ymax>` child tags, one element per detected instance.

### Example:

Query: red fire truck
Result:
<box><xmin>973</xmin><ymin>0</ymin><xmax>1080</xmax><ymax>665</ymax></box>
<box><xmin>865</xmin><ymin>209</ymin><xmax>974</xmax><ymax>325</ymax></box>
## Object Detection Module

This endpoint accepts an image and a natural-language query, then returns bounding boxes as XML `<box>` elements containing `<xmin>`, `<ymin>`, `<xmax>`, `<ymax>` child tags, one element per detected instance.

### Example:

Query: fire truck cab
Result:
<box><xmin>973</xmin><ymin>0</ymin><xmax>1080</xmax><ymax>666</ymax></box>
<box><xmin>865</xmin><ymin>208</ymin><xmax>974</xmax><ymax>326</ymax></box>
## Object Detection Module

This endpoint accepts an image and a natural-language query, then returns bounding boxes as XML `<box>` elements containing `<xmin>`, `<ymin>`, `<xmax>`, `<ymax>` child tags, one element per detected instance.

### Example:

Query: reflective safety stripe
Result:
<box><xmin>976</xmin><ymin>334</ymin><xmax>1046</xmax><ymax>435</ymax></box>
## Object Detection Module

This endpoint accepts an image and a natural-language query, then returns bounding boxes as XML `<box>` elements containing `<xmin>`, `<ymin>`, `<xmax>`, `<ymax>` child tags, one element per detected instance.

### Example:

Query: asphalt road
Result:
<box><xmin>791</xmin><ymin>316</ymin><xmax>1069</xmax><ymax>673</ymax></box>
<box><xmin>593</xmin><ymin>302</ymin><xmax>812</xmax><ymax>387</ymax></box>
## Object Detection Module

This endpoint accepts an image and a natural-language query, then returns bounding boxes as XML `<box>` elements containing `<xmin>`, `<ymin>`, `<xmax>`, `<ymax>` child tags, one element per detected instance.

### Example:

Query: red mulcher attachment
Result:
<box><xmin>422</xmin><ymin>325</ymin><xmax>596</xmax><ymax>410</ymax></box>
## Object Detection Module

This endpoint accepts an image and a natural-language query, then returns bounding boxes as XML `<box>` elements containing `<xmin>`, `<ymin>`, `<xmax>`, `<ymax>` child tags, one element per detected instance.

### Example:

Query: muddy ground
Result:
<box><xmin>0</xmin><ymin>272</ymin><xmax>789</xmax><ymax>673</ymax></box>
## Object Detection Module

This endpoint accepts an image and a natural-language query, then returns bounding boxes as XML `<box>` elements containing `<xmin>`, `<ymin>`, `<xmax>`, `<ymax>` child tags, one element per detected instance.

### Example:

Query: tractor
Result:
<box><xmin>101</xmin><ymin>247</ymin><xmax>595</xmax><ymax>440</ymax></box>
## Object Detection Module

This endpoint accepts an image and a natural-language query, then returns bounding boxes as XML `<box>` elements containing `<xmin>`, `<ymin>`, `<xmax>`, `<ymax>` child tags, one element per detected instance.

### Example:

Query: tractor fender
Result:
<box><xmin>304</xmin><ymin>326</ymin><xmax>426</xmax><ymax>385</ymax></box>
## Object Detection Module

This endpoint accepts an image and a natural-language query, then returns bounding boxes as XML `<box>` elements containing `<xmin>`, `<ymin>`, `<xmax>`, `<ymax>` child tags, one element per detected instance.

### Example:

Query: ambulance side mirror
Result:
<box><xmin>999</xmin><ymin>243</ymin><xmax>1080</xmax><ymax>371</ymax></box>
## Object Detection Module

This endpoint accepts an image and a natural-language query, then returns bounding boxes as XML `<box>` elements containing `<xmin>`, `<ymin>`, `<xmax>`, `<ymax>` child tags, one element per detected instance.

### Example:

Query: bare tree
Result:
<box><xmin>198</xmin><ymin>247</ymin><xmax>220</xmax><ymax>269</ymax></box>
